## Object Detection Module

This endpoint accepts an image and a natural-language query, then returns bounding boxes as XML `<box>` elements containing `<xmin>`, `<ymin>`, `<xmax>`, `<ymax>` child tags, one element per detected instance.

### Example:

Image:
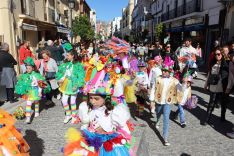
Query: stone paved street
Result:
<box><xmin>1</xmin><ymin>72</ymin><xmax>234</xmax><ymax>156</ymax></box>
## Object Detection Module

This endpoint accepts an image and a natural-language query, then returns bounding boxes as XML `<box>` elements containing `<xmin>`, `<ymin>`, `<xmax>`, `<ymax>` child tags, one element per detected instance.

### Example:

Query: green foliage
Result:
<box><xmin>155</xmin><ymin>23</ymin><xmax>164</xmax><ymax>39</ymax></box>
<box><xmin>72</xmin><ymin>16</ymin><xmax>95</xmax><ymax>43</ymax></box>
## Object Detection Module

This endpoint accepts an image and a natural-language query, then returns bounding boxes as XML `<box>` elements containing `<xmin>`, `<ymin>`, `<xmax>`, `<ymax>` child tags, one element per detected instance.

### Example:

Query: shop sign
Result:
<box><xmin>22</xmin><ymin>23</ymin><xmax>38</xmax><ymax>31</ymax></box>
<box><xmin>185</xmin><ymin>17</ymin><xmax>204</xmax><ymax>25</ymax></box>
<box><xmin>57</xmin><ymin>27</ymin><xmax>70</xmax><ymax>34</ymax></box>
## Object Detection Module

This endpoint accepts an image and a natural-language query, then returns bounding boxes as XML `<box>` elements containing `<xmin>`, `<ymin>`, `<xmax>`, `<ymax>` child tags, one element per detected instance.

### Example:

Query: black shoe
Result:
<box><xmin>181</xmin><ymin>123</ymin><xmax>187</xmax><ymax>128</ymax></box>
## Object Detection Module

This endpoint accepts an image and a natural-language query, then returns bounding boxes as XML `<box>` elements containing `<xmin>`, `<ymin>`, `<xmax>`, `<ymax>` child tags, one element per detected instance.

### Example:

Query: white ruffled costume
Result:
<box><xmin>78</xmin><ymin>101</ymin><xmax>131</xmax><ymax>134</ymax></box>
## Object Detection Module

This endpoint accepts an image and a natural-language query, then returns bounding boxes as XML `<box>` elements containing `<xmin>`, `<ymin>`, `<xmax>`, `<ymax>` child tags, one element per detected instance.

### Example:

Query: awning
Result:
<box><xmin>165</xmin><ymin>26</ymin><xmax>183</xmax><ymax>33</ymax></box>
<box><xmin>57</xmin><ymin>27</ymin><xmax>70</xmax><ymax>34</ymax></box>
<box><xmin>184</xmin><ymin>24</ymin><xmax>205</xmax><ymax>31</ymax></box>
<box><xmin>22</xmin><ymin>23</ymin><xmax>38</xmax><ymax>31</ymax></box>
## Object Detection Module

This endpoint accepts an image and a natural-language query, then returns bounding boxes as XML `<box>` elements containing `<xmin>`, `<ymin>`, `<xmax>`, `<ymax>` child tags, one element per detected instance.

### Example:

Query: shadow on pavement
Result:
<box><xmin>128</xmin><ymin>103</ymin><xmax>165</xmax><ymax>145</ymax></box>
<box><xmin>186</xmin><ymin>105</ymin><xmax>233</xmax><ymax>137</ymax></box>
<box><xmin>24</xmin><ymin>129</ymin><xmax>45</xmax><ymax>156</ymax></box>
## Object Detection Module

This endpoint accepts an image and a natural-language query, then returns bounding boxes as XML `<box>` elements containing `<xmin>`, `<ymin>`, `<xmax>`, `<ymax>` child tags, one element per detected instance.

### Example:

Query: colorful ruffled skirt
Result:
<box><xmin>22</xmin><ymin>86</ymin><xmax>41</xmax><ymax>101</ymax></box>
<box><xmin>64</xmin><ymin>129</ymin><xmax>130</xmax><ymax>156</ymax></box>
<box><xmin>59</xmin><ymin>78</ymin><xmax>76</xmax><ymax>95</ymax></box>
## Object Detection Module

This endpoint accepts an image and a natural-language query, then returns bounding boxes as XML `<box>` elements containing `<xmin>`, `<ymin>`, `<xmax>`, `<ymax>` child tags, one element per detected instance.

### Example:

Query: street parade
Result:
<box><xmin>0</xmin><ymin>0</ymin><xmax>234</xmax><ymax>156</ymax></box>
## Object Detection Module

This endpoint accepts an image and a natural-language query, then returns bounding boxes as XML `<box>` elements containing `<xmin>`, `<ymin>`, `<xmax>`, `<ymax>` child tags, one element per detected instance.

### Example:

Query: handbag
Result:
<box><xmin>208</xmin><ymin>74</ymin><xmax>220</xmax><ymax>85</ymax></box>
<box><xmin>45</xmin><ymin>72</ymin><xmax>56</xmax><ymax>80</ymax></box>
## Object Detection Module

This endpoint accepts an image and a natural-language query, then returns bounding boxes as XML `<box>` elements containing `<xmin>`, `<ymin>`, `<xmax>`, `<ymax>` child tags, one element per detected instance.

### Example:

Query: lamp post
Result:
<box><xmin>68</xmin><ymin>0</ymin><xmax>75</xmax><ymax>43</ymax></box>
<box><xmin>68</xmin><ymin>0</ymin><xmax>75</xmax><ymax>28</ymax></box>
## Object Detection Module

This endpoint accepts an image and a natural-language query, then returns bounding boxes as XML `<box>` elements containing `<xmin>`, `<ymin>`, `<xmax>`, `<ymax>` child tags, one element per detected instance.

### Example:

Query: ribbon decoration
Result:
<box><xmin>80</xmin><ymin>141</ymin><xmax>95</xmax><ymax>153</ymax></box>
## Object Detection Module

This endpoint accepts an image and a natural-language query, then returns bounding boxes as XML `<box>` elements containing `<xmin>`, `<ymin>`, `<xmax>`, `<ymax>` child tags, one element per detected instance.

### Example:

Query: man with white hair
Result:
<box><xmin>0</xmin><ymin>43</ymin><xmax>18</xmax><ymax>103</ymax></box>
<box><xmin>45</xmin><ymin>40</ymin><xmax>65</xmax><ymax>65</ymax></box>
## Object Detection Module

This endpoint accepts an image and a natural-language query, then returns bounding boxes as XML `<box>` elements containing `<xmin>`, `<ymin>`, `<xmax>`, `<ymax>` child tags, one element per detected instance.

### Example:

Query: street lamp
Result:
<box><xmin>68</xmin><ymin>0</ymin><xmax>75</xmax><ymax>28</ymax></box>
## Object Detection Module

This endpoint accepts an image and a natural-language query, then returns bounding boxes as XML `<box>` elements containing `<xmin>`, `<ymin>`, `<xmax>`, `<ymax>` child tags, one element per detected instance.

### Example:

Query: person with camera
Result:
<box><xmin>203</xmin><ymin>48</ymin><xmax>229</xmax><ymax>125</ymax></box>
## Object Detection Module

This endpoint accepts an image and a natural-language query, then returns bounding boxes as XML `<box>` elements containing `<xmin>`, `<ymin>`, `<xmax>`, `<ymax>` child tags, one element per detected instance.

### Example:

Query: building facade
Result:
<box><xmin>111</xmin><ymin>17</ymin><xmax>122</xmax><ymax>36</ymax></box>
<box><xmin>131</xmin><ymin>0</ymin><xmax>152</xmax><ymax>42</ymax></box>
<box><xmin>0</xmin><ymin>0</ymin><xmax>91</xmax><ymax>69</ymax></box>
<box><xmin>120</xmin><ymin>0</ymin><xmax>135</xmax><ymax>39</ymax></box>
<box><xmin>90</xmin><ymin>9</ymin><xmax>97</xmax><ymax>34</ymax></box>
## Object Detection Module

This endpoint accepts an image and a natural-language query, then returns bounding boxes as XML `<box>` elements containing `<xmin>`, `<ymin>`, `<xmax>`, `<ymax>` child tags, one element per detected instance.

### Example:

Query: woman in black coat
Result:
<box><xmin>203</xmin><ymin>48</ymin><xmax>229</xmax><ymax>125</ymax></box>
<box><xmin>0</xmin><ymin>43</ymin><xmax>17</xmax><ymax>103</ymax></box>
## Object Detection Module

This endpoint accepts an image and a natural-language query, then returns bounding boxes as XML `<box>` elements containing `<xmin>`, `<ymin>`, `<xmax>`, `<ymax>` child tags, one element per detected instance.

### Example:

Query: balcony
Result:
<box><xmin>161</xmin><ymin>0</ymin><xmax>201</xmax><ymax>22</ymax></box>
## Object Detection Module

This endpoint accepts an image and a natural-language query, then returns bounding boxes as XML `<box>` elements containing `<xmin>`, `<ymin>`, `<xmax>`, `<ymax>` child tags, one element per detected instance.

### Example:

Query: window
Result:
<box><xmin>21</xmin><ymin>0</ymin><xmax>26</xmax><ymax>14</ymax></box>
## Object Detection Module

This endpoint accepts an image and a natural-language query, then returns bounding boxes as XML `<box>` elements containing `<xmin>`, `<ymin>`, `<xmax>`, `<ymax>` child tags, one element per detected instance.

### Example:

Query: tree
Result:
<box><xmin>155</xmin><ymin>23</ymin><xmax>166</xmax><ymax>42</ymax></box>
<box><xmin>72</xmin><ymin>16</ymin><xmax>95</xmax><ymax>43</ymax></box>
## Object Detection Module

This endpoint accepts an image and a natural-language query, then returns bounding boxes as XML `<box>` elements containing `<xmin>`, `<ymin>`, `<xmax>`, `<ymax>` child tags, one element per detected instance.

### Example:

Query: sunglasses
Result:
<box><xmin>215</xmin><ymin>53</ymin><xmax>221</xmax><ymax>56</ymax></box>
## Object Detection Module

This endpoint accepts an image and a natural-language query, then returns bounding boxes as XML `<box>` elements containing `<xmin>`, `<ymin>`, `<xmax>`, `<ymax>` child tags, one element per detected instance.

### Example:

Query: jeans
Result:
<box><xmin>175</xmin><ymin>104</ymin><xmax>185</xmax><ymax>124</ymax></box>
<box><xmin>156</xmin><ymin>104</ymin><xmax>171</xmax><ymax>140</ymax></box>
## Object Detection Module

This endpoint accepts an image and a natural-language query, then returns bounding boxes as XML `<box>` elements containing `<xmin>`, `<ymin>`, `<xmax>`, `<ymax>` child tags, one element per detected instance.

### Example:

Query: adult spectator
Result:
<box><xmin>0</xmin><ymin>43</ymin><xmax>17</xmax><ymax>103</ymax></box>
<box><xmin>203</xmin><ymin>48</ymin><xmax>229</xmax><ymax>125</ymax></box>
<box><xmin>45</xmin><ymin>40</ymin><xmax>64</xmax><ymax>65</ymax></box>
<box><xmin>19</xmin><ymin>41</ymin><xmax>34</xmax><ymax>73</ymax></box>
<box><xmin>208</xmin><ymin>40</ymin><xmax>221</xmax><ymax>70</ymax></box>
<box><xmin>151</xmin><ymin>40</ymin><xmax>162</xmax><ymax>59</ymax></box>
<box><xmin>39</xmin><ymin>50</ymin><xmax>60</xmax><ymax>103</ymax></box>
<box><xmin>162</xmin><ymin>44</ymin><xmax>180</xmax><ymax>71</ymax></box>
<box><xmin>136</xmin><ymin>43</ymin><xmax>146</xmax><ymax>61</ymax></box>
<box><xmin>222</xmin><ymin>46</ymin><xmax>230</xmax><ymax>63</ymax></box>
<box><xmin>178</xmin><ymin>38</ymin><xmax>198</xmax><ymax>76</ymax></box>
<box><xmin>36</xmin><ymin>41</ymin><xmax>45</xmax><ymax>59</ymax></box>
<box><xmin>226</xmin><ymin>51</ymin><xmax>234</xmax><ymax>138</ymax></box>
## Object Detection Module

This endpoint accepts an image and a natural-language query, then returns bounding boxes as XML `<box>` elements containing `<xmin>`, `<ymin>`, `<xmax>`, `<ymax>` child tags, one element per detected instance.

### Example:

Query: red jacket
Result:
<box><xmin>19</xmin><ymin>46</ymin><xmax>33</xmax><ymax>64</ymax></box>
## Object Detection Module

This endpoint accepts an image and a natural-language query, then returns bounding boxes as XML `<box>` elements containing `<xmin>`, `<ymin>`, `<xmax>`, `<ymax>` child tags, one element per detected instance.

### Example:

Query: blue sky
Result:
<box><xmin>86</xmin><ymin>0</ymin><xmax>128</xmax><ymax>21</ymax></box>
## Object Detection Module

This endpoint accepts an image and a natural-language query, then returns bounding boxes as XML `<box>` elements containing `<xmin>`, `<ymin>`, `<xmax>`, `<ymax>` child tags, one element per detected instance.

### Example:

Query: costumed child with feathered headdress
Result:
<box><xmin>149</xmin><ymin>58</ymin><xmax>179</xmax><ymax>146</ymax></box>
<box><xmin>135</xmin><ymin>60</ymin><xmax>149</xmax><ymax>116</ymax></box>
<box><xmin>15</xmin><ymin>57</ymin><xmax>51</xmax><ymax>124</ymax></box>
<box><xmin>55</xmin><ymin>50</ymin><xmax>85</xmax><ymax>124</ymax></box>
<box><xmin>63</xmin><ymin>69</ymin><xmax>135</xmax><ymax>156</ymax></box>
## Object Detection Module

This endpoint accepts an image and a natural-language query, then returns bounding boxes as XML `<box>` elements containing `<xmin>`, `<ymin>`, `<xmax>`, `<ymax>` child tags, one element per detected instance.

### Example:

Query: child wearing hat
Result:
<box><xmin>174</xmin><ymin>73</ymin><xmax>193</xmax><ymax>128</ymax></box>
<box><xmin>150</xmin><ymin>58</ymin><xmax>179</xmax><ymax>146</ymax></box>
<box><xmin>135</xmin><ymin>61</ymin><xmax>149</xmax><ymax>116</ymax></box>
<box><xmin>15</xmin><ymin>57</ymin><xmax>50</xmax><ymax>124</ymax></box>
<box><xmin>64</xmin><ymin>69</ymin><xmax>132</xmax><ymax>156</ymax></box>
<box><xmin>56</xmin><ymin>50</ymin><xmax>85</xmax><ymax>124</ymax></box>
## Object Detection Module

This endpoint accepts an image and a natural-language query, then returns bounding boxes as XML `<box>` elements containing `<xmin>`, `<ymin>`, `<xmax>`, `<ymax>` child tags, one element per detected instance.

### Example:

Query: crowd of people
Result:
<box><xmin>0</xmin><ymin>36</ymin><xmax>234</xmax><ymax>155</ymax></box>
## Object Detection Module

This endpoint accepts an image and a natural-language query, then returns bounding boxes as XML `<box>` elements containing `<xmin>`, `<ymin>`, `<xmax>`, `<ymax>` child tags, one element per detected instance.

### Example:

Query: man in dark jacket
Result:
<box><xmin>0</xmin><ymin>43</ymin><xmax>17</xmax><ymax>103</ymax></box>
<box><xmin>45</xmin><ymin>40</ymin><xmax>64</xmax><ymax>65</ymax></box>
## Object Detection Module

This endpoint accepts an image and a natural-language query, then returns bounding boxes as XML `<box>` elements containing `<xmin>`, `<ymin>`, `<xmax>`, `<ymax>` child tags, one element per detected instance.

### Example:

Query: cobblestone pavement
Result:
<box><xmin>7</xmin><ymin>72</ymin><xmax>234</xmax><ymax>155</ymax></box>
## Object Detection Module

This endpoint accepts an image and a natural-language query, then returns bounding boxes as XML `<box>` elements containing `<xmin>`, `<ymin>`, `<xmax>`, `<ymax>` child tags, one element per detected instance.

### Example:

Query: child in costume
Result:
<box><xmin>56</xmin><ymin>50</ymin><xmax>85</xmax><ymax>124</ymax></box>
<box><xmin>64</xmin><ymin>70</ymin><xmax>133</xmax><ymax>156</ymax></box>
<box><xmin>15</xmin><ymin>57</ymin><xmax>50</xmax><ymax>124</ymax></box>
<box><xmin>149</xmin><ymin>56</ymin><xmax>162</xmax><ymax>113</ymax></box>
<box><xmin>135</xmin><ymin>61</ymin><xmax>149</xmax><ymax>116</ymax></box>
<box><xmin>149</xmin><ymin>58</ymin><xmax>179</xmax><ymax>146</ymax></box>
<box><xmin>0</xmin><ymin>109</ymin><xmax>30</xmax><ymax>155</ymax></box>
<box><xmin>174</xmin><ymin>74</ymin><xmax>197</xmax><ymax>128</ymax></box>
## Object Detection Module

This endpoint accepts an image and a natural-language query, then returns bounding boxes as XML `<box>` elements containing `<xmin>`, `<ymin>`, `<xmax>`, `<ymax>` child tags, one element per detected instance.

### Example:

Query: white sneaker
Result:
<box><xmin>164</xmin><ymin>141</ymin><xmax>170</xmax><ymax>146</ymax></box>
<box><xmin>56</xmin><ymin>94</ymin><xmax>61</xmax><ymax>100</ymax></box>
<box><xmin>34</xmin><ymin>112</ymin><xmax>39</xmax><ymax>118</ymax></box>
<box><xmin>226</xmin><ymin>132</ymin><xmax>234</xmax><ymax>139</ymax></box>
<box><xmin>64</xmin><ymin>116</ymin><xmax>72</xmax><ymax>124</ymax></box>
<box><xmin>156</xmin><ymin>122</ymin><xmax>160</xmax><ymax>129</ymax></box>
<box><xmin>25</xmin><ymin>117</ymin><xmax>31</xmax><ymax>124</ymax></box>
<box><xmin>71</xmin><ymin>117</ymin><xmax>77</xmax><ymax>124</ymax></box>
